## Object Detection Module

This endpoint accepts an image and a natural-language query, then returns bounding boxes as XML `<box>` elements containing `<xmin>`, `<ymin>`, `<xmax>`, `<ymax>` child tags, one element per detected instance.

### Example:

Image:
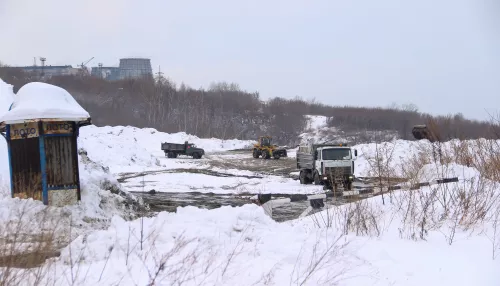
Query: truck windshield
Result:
<box><xmin>322</xmin><ymin>148</ymin><xmax>351</xmax><ymax>160</ymax></box>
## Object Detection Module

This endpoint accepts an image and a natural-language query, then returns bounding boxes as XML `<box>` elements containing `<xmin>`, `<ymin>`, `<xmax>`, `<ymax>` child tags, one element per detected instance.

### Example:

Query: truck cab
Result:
<box><xmin>315</xmin><ymin>146</ymin><xmax>357</xmax><ymax>181</ymax></box>
<box><xmin>297</xmin><ymin>143</ymin><xmax>358</xmax><ymax>191</ymax></box>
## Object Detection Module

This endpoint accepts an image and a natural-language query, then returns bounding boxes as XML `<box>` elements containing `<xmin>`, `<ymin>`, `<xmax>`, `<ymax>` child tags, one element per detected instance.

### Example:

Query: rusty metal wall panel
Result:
<box><xmin>10</xmin><ymin>137</ymin><xmax>43</xmax><ymax>200</ymax></box>
<box><xmin>45</xmin><ymin>136</ymin><xmax>78</xmax><ymax>186</ymax></box>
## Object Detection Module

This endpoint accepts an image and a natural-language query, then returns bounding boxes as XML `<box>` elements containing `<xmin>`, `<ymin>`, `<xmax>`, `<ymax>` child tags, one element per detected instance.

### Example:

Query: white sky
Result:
<box><xmin>0</xmin><ymin>0</ymin><xmax>499</xmax><ymax>121</ymax></box>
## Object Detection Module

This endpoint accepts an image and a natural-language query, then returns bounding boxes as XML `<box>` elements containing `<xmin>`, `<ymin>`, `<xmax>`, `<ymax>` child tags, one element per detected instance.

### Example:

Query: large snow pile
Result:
<box><xmin>0</xmin><ymin>82</ymin><xmax>90</xmax><ymax>123</ymax></box>
<box><xmin>0</xmin><ymin>78</ymin><xmax>14</xmax><ymax>185</ymax></box>
<box><xmin>78</xmin><ymin>125</ymin><xmax>254</xmax><ymax>172</ymax></box>
<box><xmin>0</xmin><ymin>78</ymin><xmax>14</xmax><ymax>117</ymax></box>
<box><xmin>22</xmin><ymin>162</ymin><xmax>500</xmax><ymax>285</ymax></box>
<box><xmin>353</xmin><ymin>138</ymin><xmax>500</xmax><ymax>178</ymax></box>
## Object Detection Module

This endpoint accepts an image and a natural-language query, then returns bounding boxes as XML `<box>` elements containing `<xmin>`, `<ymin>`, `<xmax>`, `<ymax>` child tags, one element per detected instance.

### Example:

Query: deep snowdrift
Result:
<box><xmin>78</xmin><ymin>125</ymin><xmax>254</xmax><ymax>173</ymax></box>
<box><xmin>0</xmin><ymin>78</ymin><xmax>14</xmax><ymax>117</ymax></box>
<box><xmin>25</xmin><ymin>163</ymin><xmax>500</xmax><ymax>285</ymax></box>
<box><xmin>0</xmin><ymin>78</ymin><xmax>14</xmax><ymax>185</ymax></box>
<box><xmin>354</xmin><ymin>138</ymin><xmax>500</xmax><ymax>178</ymax></box>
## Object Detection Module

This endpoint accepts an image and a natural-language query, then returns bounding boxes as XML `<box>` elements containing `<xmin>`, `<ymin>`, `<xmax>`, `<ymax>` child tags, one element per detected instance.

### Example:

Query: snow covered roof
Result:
<box><xmin>0</xmin><ymin>82</ymin><xmax>91</xmax><ymax>125</ymax></box>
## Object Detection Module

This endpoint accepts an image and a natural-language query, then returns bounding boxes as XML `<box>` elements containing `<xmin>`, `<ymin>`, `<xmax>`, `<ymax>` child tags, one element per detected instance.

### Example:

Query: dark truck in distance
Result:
<box><xmin>161</xmin><ymin>141</ymin><xmax>205</xmax><ymax>159</ymax></box>
<box><xmin>296</xmin><ymin>143</ymin><xmax>358</xmax><ymax>192</ymax></box>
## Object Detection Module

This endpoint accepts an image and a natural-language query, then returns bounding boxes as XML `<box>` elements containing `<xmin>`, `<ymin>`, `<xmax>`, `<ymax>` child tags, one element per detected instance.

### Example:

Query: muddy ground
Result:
<box><xmin>122</xmin><ymin>150</ymin><xmax>398</xmax><ymax>221</ymax></box>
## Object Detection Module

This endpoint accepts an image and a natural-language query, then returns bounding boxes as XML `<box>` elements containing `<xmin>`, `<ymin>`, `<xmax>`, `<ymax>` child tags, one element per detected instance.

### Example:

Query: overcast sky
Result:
<box><xmin>0</xmin><ymin>0</ymin><xmax>499</xmax><ymax>121</ymax></box>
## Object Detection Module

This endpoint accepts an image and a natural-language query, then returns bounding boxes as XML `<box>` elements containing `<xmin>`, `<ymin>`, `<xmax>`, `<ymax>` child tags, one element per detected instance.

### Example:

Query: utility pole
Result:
<box><xmin>98</xmin><ymin>63</ymin><xmax>103</xmax><ymax>79</ymax></box>
<box><xmin>40</xmin><ymin>57</ymin><xmax>46</xmax><ymax>78</ymax></box>
<box><xmin>155</xmin><ymin>65</ymin><xmax>164</xmax><ymax>84</ymax></box>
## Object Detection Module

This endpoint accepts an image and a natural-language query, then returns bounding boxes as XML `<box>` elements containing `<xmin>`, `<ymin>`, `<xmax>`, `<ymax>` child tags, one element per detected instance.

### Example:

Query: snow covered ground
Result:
<box><xmin>0</xmin><ymin>80</ymin><xmax>499</xmax><ymax>285</ymax></box>
<box><xmin>19</xmin><ymin>166</ymin><xmax>500</xmax><ymax>285</ymax></box>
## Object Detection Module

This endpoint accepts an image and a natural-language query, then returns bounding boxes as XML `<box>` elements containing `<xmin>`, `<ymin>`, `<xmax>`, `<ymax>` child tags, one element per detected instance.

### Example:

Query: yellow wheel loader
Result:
<box><xmin>252</xmin><ymin>136</ymin><xmax>288</xmax><ymax>160</ymax></box>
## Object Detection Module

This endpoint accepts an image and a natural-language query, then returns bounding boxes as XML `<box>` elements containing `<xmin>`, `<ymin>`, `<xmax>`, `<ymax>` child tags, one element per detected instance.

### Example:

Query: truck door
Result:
<box><xmin>315</xmin><ymin>150</ymin><xmax>322</xmax><ymax>175</ymax></box>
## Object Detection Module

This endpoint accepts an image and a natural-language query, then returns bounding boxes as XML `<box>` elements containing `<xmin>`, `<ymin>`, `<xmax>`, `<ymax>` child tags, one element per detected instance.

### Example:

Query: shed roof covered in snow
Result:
<box><xmin>0</xmin><ymin>82</ymin><xmax>91</xmax><ymax>125</ymax></box>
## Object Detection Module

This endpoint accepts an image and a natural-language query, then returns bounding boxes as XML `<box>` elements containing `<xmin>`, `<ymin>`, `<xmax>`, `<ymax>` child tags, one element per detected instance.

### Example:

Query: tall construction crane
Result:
<box><xmin>79</xmin><ymin>57</ymin><xmax>94</xmax><ymax>76</ymax></box>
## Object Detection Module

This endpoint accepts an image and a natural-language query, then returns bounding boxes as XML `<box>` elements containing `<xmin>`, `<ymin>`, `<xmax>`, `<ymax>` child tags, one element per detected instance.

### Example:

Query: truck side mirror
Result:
<box><xmin>354</xmin><ymin>149</ymin><xmax>358</xmax><ymax>157</ymax></box>
<box><xmin>314</xmin><ymin>151</ymin><xmax>318</xmax><ymax>160</ymax></box>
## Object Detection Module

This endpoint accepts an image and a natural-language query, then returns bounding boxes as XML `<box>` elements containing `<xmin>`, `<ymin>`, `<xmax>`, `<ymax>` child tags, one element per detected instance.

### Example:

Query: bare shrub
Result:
<box><xmin>289</xmin><ymin>233</ymin><xmax>357</xmax><ymax>286</ymax></box>
<box><xmin>0</xmin><ymin>199</ymin><xmax>70</xmax><ymax>286</ymax></box>
<box><xmin>309</xmin><ymin>200</ymin><xmax>384</xmax><ymax>238</ymax></box>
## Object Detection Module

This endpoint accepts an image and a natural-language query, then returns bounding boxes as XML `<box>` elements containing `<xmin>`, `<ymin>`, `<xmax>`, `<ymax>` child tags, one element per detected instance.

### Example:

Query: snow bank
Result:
<box><xmin>78</xmin><ymin>125</ymin><xmax>254</xmax><ymax>172</ymax></box>
<box><xmin>0</xmin><ymin>79</ymin><xmax>14</xmax><ymax>185</ymax></box>
<box><xmin>30</xmin><ymin>178</ymin><xmax>500</xmax><ymax>286</ymax></box>
<box><xmin>353</xmin><ymin>138</ymin><xmax>500</xmax><ymax>178</ymax></box>
<box><xmin>0</xmin><ymin>82</ymin><xmax>90</xmax><ymax>124</ymax></box>
<box><xmin>0</xmin><ymin>78</ymin><xmax>14</xmax><ymax>117</ymax></box>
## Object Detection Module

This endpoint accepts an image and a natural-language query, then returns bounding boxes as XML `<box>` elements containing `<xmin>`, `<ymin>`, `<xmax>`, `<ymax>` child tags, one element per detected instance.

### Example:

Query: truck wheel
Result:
<box><xmin>313</xmin><ymin>172</ymin><xmax>322</xmax><ymax>185</ymax></box>
<box><xmin>273</xmin><ymin>153</ymin><xmax>280</xmax><ymax>160</ymax></box>
<box><xmin>193</xmin><ymin>153</ymin><xmax>201</xmax><ymax>159</ymax></box>
<box><xmin>299</xmin><ymin>170</ymin><xmax>306</xmax><ymax>184</ymax></box>
<box><xmin>253</xmin><ymin>149</ymin><xmax>260</xmax><ymax>158</ymax></box>
<box><xmin>346</xmin><ymin>182</ymin><xmax>353</xmax><ymax>190</ymax></box>
<box><xmin>167</xmin><ymin>152</ymin><xmax>175</xmax><ymax>158</ymax></box>
<box><xmin>262</xmin><ymin>150</ymin><xmax>270</xmax><ymax>159</ymax></box>
<box><xmin>299</xmin><ymin>170</ymin><xmax>312</xmax><ymax>185</ymax></box>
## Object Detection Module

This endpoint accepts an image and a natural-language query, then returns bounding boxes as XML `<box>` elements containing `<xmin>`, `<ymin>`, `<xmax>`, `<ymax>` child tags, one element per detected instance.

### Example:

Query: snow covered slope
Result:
<box><xmin>300</xmin><ymin>114</ymin><xmax>398</xmax><ymax>145</ymax></box>
<box><xmin>78</xmin><ymin>125</ymin><xmax>254</xmax><ymax>173</ymax></box>
<box><xmin>25</xmin><ymin>163</ymin><xmax>500</xmax><ymax>285</ymax></box>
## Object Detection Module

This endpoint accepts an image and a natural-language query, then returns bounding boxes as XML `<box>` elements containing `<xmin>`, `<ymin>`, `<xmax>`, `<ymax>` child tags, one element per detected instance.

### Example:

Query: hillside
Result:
<box><xmin>0</xmin><ymin>68</ymin><xmax>498</xmax><ymax>145</ymax></box>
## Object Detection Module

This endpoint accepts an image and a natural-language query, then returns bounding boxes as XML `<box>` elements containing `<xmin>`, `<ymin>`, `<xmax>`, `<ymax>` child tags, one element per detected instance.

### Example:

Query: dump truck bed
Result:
<box><xmin>161</xmin><ymin>143</ymin><xmax>185</xmax><ymax>151</ymax></box>
<box><xmin>296</xmin><ymin>152</ymin><xmax>314</xmax><ymax>169</ymax></box>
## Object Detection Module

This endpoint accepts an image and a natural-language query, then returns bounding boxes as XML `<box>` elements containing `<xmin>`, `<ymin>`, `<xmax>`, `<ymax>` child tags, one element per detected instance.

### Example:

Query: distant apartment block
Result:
<box><xmin>20</xmin><ymin>65</ymin><xmax>80</xmax><ymax>77</ymax></box>
<box><xmin>90</xmin><ymin>66</ymin><xmax>121</xmax><ymax>81</ymax></box>
<box><xmin>2</xmin><ymin>58</ymin><xmax>154</xmax><ymax>81</ymax></box>
<box><xmin>91</xmin><ymin>58</ymin><xmax>153</xmax><ymax>81</ymax></box>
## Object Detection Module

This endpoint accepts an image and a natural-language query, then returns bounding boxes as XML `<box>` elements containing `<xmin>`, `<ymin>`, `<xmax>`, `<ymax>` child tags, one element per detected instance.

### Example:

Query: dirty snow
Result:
<box><xmin>121</xmin><ymin>171</ymin><xmax>324</xmax><ymax>194</ymax></box>
<box><xmin>24</xmin><ymin>170</ymin><xmax>500</xmax><ymax>285</ymax></box>
<box><xmin>78</xmin><ymin>125</ymin><xmax>254</xmax><ymax>173</ymax></box>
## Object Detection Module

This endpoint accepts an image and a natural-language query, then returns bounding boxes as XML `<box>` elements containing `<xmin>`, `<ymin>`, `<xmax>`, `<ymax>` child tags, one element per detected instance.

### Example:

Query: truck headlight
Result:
<box><xmin>323</xmin><ymin>177</ymin><xmax>327</xmax><ymax>180</ymax></box>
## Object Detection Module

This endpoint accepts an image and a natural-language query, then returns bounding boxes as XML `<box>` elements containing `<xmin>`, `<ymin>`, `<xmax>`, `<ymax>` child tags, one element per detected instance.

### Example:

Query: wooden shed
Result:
<box><xmin>0</xmin><ymin>82</ymin><xmax>91</xmax><ymax>206</ymax></box>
